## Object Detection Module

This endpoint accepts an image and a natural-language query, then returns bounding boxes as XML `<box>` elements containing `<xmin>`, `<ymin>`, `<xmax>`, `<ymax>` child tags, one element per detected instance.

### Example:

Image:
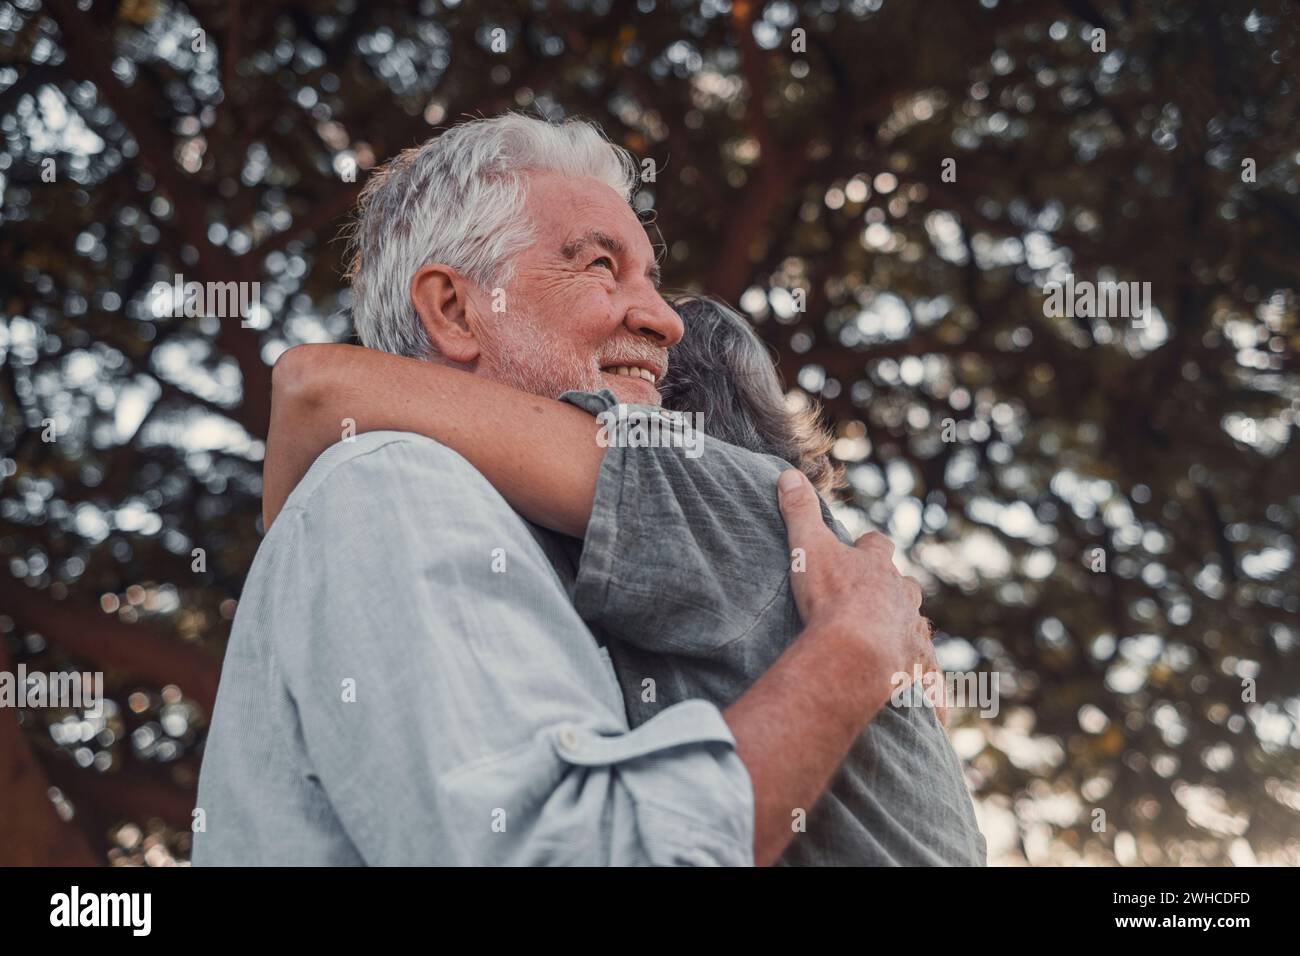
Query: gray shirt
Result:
<box><xmin>553</xmin><ymin>389</ymin><xmax>987</xmax><ymax>866</ymax></box>
<box><xmin>192</xmin><ymin>431</ymin><xmax>755</xmax><ymax>865</ymax></box>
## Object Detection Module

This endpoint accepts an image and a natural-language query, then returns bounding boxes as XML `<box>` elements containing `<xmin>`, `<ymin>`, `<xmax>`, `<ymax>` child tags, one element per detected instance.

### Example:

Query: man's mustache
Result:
<box><xmin>595</xmin><ymin>343</ymin><xmax>669</xmax><ymax>380</ymax></box>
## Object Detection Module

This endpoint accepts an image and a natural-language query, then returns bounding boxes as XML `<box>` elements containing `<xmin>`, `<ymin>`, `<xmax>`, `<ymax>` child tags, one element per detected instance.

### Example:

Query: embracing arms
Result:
<box><xmin>265</xmin><ymin>343</ymin><xmax>601</xmax><ymax>535</ymax></box>
<box><xmin>742</xmin><ymin>469</ymin><xmax>934</xmax><ymax>863</ymax></box>
<box><xmin>263</xmin><ymin>344</ymin><xmax>936</xmax><ymax>866</ymax></box>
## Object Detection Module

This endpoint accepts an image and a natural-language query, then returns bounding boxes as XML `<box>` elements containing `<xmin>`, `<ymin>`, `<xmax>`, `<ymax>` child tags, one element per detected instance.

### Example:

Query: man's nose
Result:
<box><xmin>625</xmin><ymin>293</ymin><xmax>684</xmax><ymax>347</ymax></box>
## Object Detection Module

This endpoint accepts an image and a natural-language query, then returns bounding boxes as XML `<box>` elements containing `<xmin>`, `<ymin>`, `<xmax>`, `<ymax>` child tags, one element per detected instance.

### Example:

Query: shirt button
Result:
<box><xmin>557</xmin><ymin>727</ymin><xmax>581</xmax><ymax>753</ymax></box>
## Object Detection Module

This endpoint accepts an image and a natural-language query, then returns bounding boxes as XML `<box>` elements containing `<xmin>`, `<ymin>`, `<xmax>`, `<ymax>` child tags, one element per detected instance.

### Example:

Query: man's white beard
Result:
<box><xmin>479</xmin><ymin>318</ymin><xmax>605</xmax><ymax>400</ymax></box>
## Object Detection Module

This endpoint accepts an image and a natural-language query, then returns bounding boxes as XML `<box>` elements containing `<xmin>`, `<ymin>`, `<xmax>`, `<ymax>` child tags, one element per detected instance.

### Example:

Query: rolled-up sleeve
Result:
<box><xmin>263</xmin><ymin>432</ymin><xmax>754</xmax><ymax>866</ymax></box>
<box><xmin>437</xmin><ymin>700</ymin><xmax>751</xmax><ymax>866</ymax></box>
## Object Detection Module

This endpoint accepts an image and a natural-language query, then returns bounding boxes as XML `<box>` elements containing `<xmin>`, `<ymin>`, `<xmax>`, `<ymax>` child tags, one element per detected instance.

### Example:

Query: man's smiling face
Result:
<box><xmin>473</xmin><ymin>169</ymin><xmax>684</xmax><ymax>405</ymax></box>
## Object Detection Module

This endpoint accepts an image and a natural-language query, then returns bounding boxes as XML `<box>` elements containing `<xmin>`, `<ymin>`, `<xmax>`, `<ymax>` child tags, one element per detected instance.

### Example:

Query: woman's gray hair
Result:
<box><xmin>343</xmin><ymin>113</ymin><xmax>638</xmax><ymax>358</ymax></box>
<box><xmin>662</xmin><ymin>295</ymin><xmax>843</xmax><ymax>497</ymax></box>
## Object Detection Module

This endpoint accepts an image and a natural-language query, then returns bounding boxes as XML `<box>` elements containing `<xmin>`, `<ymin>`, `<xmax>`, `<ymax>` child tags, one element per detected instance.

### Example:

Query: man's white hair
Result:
<box><xmin>344</xmin><ymin>112</ymin><xmax>639</xmax><ymax>358</ymax></box>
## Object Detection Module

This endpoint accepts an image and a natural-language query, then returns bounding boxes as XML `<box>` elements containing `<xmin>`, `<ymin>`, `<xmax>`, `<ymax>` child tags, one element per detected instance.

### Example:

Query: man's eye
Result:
<box><xmin>589</xmin><ymin>256</ymin><xmax>615</xmax><ymax>272</ymax></box>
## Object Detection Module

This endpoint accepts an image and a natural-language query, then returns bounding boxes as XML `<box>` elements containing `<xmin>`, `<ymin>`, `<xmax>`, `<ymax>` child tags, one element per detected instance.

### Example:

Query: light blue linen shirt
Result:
<box><xmin>191</xmin><ymin>431</ymin><xmax>755</xmax><ymax>866</ymax></box>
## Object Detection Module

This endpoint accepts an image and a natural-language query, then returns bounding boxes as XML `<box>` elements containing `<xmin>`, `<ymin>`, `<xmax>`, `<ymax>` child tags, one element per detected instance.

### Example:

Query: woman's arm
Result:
<box><xmin>264</xmin><ymin>344</ymin><xmax>604</xmax><ymax>533</ymax></box>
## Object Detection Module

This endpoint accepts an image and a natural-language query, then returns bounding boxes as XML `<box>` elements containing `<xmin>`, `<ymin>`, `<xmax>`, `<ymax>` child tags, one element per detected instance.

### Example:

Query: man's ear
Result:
<box><xmin>410</xmin><ymin>263</ymin><xmax>483</xmax><ymax>365</ymax></box>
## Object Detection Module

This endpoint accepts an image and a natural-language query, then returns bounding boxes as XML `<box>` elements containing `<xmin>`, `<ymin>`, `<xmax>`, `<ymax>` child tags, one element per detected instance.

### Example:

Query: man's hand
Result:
<box><xmin>778</xmin><ymin>467</ymin><xmax>938</xmax><ymax>721</ymax></box>
<box><xmin>724</xmin><ymin>466</ymin><xmax>953</xmax><ymax>865</ymax></box>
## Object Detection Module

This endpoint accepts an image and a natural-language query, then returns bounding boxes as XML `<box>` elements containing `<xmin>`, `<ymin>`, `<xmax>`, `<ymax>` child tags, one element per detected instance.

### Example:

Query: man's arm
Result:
<box><xmin>264</xmin><ymin>432</ymin><xmax>753</xmax><ymax>864</ymax></box>
<box><xmin>726</xmin><ymin>468</ymin><xmax>933</xmax><ymax>865</ymax></box>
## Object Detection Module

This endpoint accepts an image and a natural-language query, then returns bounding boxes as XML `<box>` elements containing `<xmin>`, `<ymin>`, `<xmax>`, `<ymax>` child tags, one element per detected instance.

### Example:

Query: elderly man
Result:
<box><xmin>193</xmin><ymin>113</ymin><xmax>977</xmax><ymax>866</ymax></box>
